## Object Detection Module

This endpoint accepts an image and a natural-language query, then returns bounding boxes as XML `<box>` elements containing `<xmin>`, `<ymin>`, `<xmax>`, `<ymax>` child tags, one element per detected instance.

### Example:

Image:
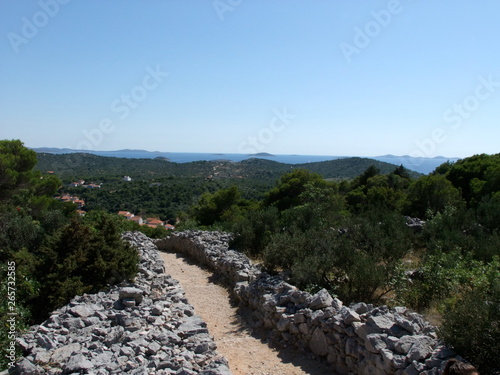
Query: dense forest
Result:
<box><xmin>34</xmin><ymin>152</ymin><xmax>421</xmax><ymax>221</ymax></box>
<box><xmin>35</xmin><ymin>152</ymin><xmax>421</xmax><ymax>180</ymax></box>
<box><xmin>1</xmin><ymin>141</ymin><xmax>499</xmax><ymax>373</ymax></box>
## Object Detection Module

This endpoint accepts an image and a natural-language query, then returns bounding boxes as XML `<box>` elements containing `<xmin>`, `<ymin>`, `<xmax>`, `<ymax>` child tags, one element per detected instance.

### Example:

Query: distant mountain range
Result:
<box><xmin>31</xmin><ymin>148</ymin><xmax>461</xmax><ymax>174</ymax></box>
<box><xmin>371</xmin><ymin>154</ymin><xmax>460</xmax><ymax>174</ymax></box>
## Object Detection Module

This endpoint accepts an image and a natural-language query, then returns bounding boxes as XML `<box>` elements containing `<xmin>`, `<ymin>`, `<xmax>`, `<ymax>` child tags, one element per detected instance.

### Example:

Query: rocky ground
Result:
<box><xmin>160</xmin><ymin>250</ymin><xmax>335</xmax><ymax>375</ymax></box>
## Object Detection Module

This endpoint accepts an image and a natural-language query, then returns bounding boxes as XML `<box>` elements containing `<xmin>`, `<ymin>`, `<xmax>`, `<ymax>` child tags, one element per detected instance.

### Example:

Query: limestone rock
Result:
<box><xmin>340</xmin><ymin>307</ymin><xmax>361</xmax><ymax>325</ymax></box>
<box><xmin>309</xmin><ymin>288</ymin><xmax>333</xmax><ymax>310</ymax></box>
<box><xmin>68</xmin><ymin>304</ymin><xmax>95</xmax><ymax>318</ymax></box>
<box><xmin>119</xmin><ymin>287</ymin><xmax>144</xmax><ymax>305</ymax></box>
<box><xmin>367</xmin><ymin>314</ymin><xmax>395</xmax><ymax>333</ymax></box>
<box><xmin>310</xmin><ymin>327</ymin><xmax>328</xmax><ymax>356</ymax></box>
<box><xmin>13</xmin><ymin>358</ymin><xmax>42</xmax><ymax>375</ymax></box>
<box><xmin>64</xmin><ymin>354</ymin><xmax>94</xmax><ymax>372</ymax></box>
<box><xmin>50</xmin><ymin>343</ymin><xmax>81</xmax><ymax>363</ymax></box>
<box><xmin>365</xmin><ymin>333</ymin><xmax>388</xmax><ymax>353</ymax></box>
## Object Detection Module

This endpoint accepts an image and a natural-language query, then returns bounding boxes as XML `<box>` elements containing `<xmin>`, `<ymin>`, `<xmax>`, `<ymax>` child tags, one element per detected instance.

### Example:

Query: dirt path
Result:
<box><xmin>159</xmin><ymin>250</ymin><xmax>336</xmax><ymax>375</ymax></box>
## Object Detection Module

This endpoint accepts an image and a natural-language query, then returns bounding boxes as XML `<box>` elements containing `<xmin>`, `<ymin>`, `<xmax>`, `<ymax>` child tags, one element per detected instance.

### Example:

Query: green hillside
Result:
<box><xmin>297</xmin><ymin>157</ymin><xmax>421</xmax><ymax>180</ymax></box>
<box><xmin>35</xmin><ymin>153</ymin><xmax>421</xmax><ymax>181</ymax></box>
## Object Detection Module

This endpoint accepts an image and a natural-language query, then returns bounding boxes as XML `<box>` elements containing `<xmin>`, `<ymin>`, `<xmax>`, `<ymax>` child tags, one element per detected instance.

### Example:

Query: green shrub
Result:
<box><xmin>33</xmin><ymin>216</ymin><xmax>139</xmax><ymax>320</ymax></box>
<box><xmin>261</xmin><ymin>213</ymin><xmax>412</xmax><ymax>303</ymax></box>
<box><xmin>231</xmin><ymin>206</ymin><xmax>279</xmax><ymax>257</ymax></box>
<box><xmin>439</xmin><ymin>258</ymin><xmax>500</xmax><ymax>374</ymax></box>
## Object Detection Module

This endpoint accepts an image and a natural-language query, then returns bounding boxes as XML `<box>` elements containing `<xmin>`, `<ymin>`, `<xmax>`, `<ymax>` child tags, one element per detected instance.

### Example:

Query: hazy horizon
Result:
<box><xmin>1</xmin><ymin>1</ymin><xmax>499</xmax><ymax>159</ymax></box>
<box><xmin>31</xmin><ymin>145</ymin><xmax>463</xmax><ymax>160</ymax></box>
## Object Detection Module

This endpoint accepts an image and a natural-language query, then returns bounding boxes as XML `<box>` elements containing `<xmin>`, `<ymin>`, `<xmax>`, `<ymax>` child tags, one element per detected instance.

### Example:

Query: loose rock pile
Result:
<box><xmin>157</xmin><ymin>230</ymin><xmax>461</xmax><ymax>375</ymax></box>
<box><xmin>11</xmin><ymin>232</ymin><xmax>231</xmax><ymax>375</ymax></box>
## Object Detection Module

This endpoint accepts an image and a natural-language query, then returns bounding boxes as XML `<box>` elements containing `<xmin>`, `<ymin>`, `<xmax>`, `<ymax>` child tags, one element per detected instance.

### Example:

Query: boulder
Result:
<box><xmin>119</xmin><ymin>287</ymin><xmax>144</xmax><ymax>305</ymax></box>
<box><xmin>178</xmin><ymin>316</ymin><xmax>209</xmax><ymax>337</ymax></box>
<box><xmin>310</xmin><ymin>327</ymin><xmax>328</xmax><ymax>356</ymax></box>
<box><xmin>406</xmin><ymin>336</ymin><xmax>434</xmax><ymax>362</ymax></box>
<box><xmin>50</xmin><ymin>343</ymin><xmax>81</xmax><ymax>363</ymax></box>
<box><xmin>68</xmin><ymin>305</ymin><xmax>95</xmax><ymax>318</ymax></box>
<box><xmin>309</xmin><ymin>288</ymin><xmax>333</xmax><ymax>310</ymax></box>
<box><xmin>367</xmin><ymin>314</ymin><xmax>395</xmax><ymax>333</ymax></box>
<box><xmin>13</xmin><ymin>358</ymin><xmax>42</xmax><ymax>375</ymax></box>
<box><xmin>365</xmin><ymin>333</ymin><xmax>388</xmax><ymax>353</ymax></box>
<box><xmin>63</xmin><ymin>354</ymin><xmax>94</xmax><ymax>372</ymax></box>
<box><xmin>340</xmin><ymin>307</ymin><xmax>361</xmax><ymax>325</ymax></box>
<box><xmin>276</xmin><ymin>316</ymin><xmax>291</xmax><ymax>332</ymax></box>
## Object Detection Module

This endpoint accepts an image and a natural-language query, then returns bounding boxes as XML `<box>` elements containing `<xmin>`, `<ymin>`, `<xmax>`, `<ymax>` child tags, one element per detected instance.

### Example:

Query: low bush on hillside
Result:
<box><xmin>439</xmin><ymin>262</ymin><xmax>500</xmax><ymax>374</ymax></box>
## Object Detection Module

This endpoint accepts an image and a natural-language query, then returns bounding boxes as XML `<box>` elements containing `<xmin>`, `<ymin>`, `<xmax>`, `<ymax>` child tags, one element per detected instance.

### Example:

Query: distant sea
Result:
<box><xmin>90</xmin><ymin>151</ymin><xmax>343</xmax><ymax>164</ymax></box>
<box><xmin>33</xmin><ymin>148</ymin><xmax>461</xmax><ymax>174</ymax></box>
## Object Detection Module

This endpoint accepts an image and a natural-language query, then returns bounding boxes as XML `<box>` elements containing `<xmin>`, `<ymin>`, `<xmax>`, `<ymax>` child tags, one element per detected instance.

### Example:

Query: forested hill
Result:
<box><xmin>298</xmin><ymin>157</ymin><xmax>421</xmax><ymax>179</ymax></box>
<box><xmin>35</xmin><ymin>153</ymin><xmax>422</xmax><ymax>180</ymax></box>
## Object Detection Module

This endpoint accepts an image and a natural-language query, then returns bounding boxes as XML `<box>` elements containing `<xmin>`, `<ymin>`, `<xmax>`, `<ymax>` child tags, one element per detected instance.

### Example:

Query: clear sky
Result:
<box><xmin>1</xmin><ymin>0</ymin><xmax>499</xmax><ymax>158</ymax></box>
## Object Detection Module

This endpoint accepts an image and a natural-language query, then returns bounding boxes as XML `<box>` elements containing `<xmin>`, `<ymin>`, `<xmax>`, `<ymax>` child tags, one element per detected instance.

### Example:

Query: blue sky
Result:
<box><xmin>1</xmin><ymin>0</ymin><xmax>499</xmax><ymax>158</ymax></box>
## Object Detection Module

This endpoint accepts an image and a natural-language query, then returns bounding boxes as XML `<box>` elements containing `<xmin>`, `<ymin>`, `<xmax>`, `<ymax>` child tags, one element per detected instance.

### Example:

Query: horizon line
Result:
<box><xmin>29</xmin><ymin>146</ymin><xmax>463</xmax><ymax>160</ymax></box>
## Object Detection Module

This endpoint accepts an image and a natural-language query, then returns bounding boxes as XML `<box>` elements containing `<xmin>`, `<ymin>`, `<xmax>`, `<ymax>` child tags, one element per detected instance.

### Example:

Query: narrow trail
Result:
<box><xmin>159</xmin><ymin>250</ymin><xmax>335</xmax><ymax>375</ymax></box>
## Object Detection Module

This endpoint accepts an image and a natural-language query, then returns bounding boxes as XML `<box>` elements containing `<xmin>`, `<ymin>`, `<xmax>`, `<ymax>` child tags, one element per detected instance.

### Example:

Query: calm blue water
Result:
<box><xmin>36</xmin><ymin>149</ymin><xmax>460</xmax><ymax>174</ymax></box>
<box><xmin>94</xmin><ymin>151</ymin><xmax>344</xmax><ymax>164</ymax></box>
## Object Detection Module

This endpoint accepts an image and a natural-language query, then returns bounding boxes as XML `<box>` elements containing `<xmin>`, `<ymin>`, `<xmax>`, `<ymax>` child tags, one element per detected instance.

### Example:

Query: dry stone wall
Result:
<box><xmin>9</xmin><ymin>232</ymin><xmax>231</xmax><ymax>375</ymax></box>
<box><xmin>156</xmin><ymin>231</ymin><xmax>461</xmax><ymax>375</ymax></box>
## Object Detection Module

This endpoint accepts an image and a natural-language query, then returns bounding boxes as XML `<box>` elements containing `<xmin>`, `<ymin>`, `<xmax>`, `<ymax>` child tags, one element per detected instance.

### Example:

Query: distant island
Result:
<box><xmin>154</xmin><ymin>156</ymin><xmax>170</xmax><ymax>161</ymax></box>
<box><xmin>248</xmin><ymin>152</ymin><xmax>275</xmax><ymax>157</ymax></box>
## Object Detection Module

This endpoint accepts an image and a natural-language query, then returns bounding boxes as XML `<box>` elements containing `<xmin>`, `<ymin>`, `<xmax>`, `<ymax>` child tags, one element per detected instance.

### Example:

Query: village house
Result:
<box><xmin>130</xmin><ymin>216</ymin><xmax>144</xmax><ymax>225</ymax></box>
<box><xmin>68</xmin><ymin>180</ymin><xmax>86</xmax><ymax>188</ymax></box>
<box><xmin>56</xmin><ymin>195</ymin><xmax>85</xmax><ymax>209</ymax></box>
<box><xmin>73</xmin><ymin>199</ymin><xmax>85</xmax><ymax>208</ymax></box>
<box><xmin>117</xmin><ymin>211</ymin><xmax>135</xmax><ymax>220</ymax></box>
<box><xmin>117</xmin><ymin>211</ymin><xmax>146</xmax><ymax>225</ymax></box>
<box><xmin>145</xmin><ymin>218</ymin><xmax>164</xmax><ymax>228</ymax></box>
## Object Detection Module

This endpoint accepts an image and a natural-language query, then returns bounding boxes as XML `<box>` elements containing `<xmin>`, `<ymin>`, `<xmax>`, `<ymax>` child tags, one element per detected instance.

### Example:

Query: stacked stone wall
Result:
<box><xmin>9</xmin><ymin>232</ymin><xmax>231</xmax><ymax>375</ymax></box>
<box><xmin>156</xmin><ymin>231</ymin><xmax>460</xmax><ymax>375</ymax></box>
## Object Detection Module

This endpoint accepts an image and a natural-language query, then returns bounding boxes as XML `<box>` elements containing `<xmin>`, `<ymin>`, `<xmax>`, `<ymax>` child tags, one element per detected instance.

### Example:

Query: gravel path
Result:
<box><xmin>160</xmin><ymin>250</ymin><xmax>335</xmax><ymax>375</ymax></box>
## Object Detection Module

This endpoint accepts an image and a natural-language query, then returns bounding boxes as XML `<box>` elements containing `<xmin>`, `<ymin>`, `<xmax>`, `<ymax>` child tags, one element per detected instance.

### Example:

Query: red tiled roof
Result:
<box><xmin>146</xmin><ymin>219</ymin><xmax>163</xmax><ymax>227</ymax></box>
